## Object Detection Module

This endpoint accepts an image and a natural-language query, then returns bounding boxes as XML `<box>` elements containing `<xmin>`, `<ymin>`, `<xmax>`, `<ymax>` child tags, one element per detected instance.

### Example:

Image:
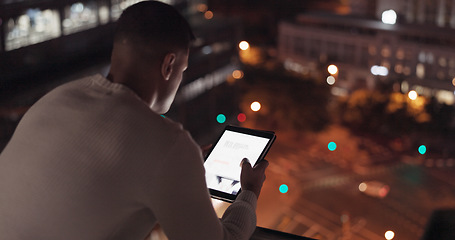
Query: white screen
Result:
<box><xmin>204</xmin><ymin>130</ymin><xmax>270</xmax><ymax>195</ymax></box>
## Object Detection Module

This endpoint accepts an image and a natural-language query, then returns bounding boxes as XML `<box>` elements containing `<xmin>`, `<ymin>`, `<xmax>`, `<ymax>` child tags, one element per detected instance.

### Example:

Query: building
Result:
<box><xmin>0</xmin><ymin>0</ymin><xmax>244</xmax><ymax>144</ymax></box>
<box><xmin>278</xmin><ymin>1</ymin><xmax>455</xmax><ymax>105</ymax></box>
<box><xmin>376</xmin><ymin>0</ymin><xmax>455</xmax><ymax>27</ymax></box>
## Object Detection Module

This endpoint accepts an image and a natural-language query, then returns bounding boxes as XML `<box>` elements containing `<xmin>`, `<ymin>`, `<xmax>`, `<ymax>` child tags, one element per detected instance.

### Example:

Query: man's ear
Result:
<box><xmin>161</xmin><ymin>53</ymin><xmax>176</xmax><ymax>81</ymax></box>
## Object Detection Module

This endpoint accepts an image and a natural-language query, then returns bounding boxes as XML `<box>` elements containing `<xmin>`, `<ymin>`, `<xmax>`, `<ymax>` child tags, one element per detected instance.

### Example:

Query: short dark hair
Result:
<box><xmin>114</xmin><ymin>1</ymin><xmax>195</xmax><ymax>57</ymax></box>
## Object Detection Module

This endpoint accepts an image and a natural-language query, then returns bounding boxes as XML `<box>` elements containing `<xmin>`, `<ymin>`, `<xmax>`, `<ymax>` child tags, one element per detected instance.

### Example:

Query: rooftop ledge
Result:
<box><xmin>251</xmin><ymin>226</ymin><xmax>315</xmax><ymax>240</ymax></box>
<box><xmin>149</xmin><ymin>225</ymin><xmax>315</xmax><ymax>240</ymax></box>
<box><xmin>213</xmin><ymin>199</ymin><xmax>316</xmax><ymax>240</ymax></box>
<box><xmin>148</xmin><ymin>199</ymin><xmax>316</xmax><ymax>240</ymax></box>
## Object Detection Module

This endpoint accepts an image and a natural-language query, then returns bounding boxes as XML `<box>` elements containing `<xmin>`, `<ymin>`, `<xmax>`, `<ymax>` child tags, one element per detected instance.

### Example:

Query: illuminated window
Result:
<box><xmin>5</xmin><ymin>9</ymin><xmax>61</xmax><ymax>51</ymax></box>
<box><xmin>99</xmin><ymin>3</ymin><xmax>110</xmax><ymax>25</ymax></box>
<box><xmin>381</xmin><ymin>60</ymin><xmax>391</xmax><ymax>70</ymax></box>
<box><xmin>111</xmin><ymin>0</ymin><xmax>148</xmax><ymax>21</ymax></box>
<box><xmin>401</xmin><ymin>81</ymin><xmax>409</xmax><ymax>92</ymax></box>
<box><xmin>426</xmin><ymin>53</ymin><xmax>434</xmax><ymax>64</ymax></box>
<box><xmin>368</xmin><ymin>45</ymin><xmax>376</xmax><ymax>56</ymax></box>
<box><xmin>63</xmin><ymin>2</ymin><xmax>98</xmax><ymax>35</ymax></box>
<box><xmin>396</xmin><ymin>49</ymin><xmax>405</xmax><ymax>60</ymax></box>
<box><xmin>394</xmin><ymin>64</ymin><xmax>403</xmax><ymax>74</ymax></box>
<box><xmin>418</xmin><ymin>51</ymin><xmax>426</xmax><ymax>62</ymax></box>
<box><xmin>438</xmin><ymin>57</ymin><xmax>447</xmax><ymax>67</ymax></box>
<box><xmin>436</xmin><ymin>90</ymin><xmax>455</xmax><ymax>105</ymax></box>
<box><xmin>110</xmin><ymin>0</ymin><xmax>123</xmax><ymax>20</ymax></box>
<box><xmin>416</xmin><ymin>63</ymin><xmax>425</xmax><ymax>79</ymax></box>
<box><xmin>381</xmin><ymin>46</ymin><xmax>391</xmax><ymax>58</ymax></box>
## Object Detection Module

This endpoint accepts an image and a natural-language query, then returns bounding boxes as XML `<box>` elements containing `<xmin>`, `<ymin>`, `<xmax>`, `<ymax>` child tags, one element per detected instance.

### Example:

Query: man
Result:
<box><xmin>0</xmin><ymin>1</ymin><xmax>268</xmax><ymax>240</ymax></box>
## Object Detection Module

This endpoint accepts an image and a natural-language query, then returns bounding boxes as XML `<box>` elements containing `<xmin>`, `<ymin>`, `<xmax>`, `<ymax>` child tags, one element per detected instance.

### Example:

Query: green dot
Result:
<box><xmin>279</xmin><ymin>184</ymin><xmax>288</xmax><ymax>194</ymax></box>
<box><xmin>328</xmin><ymin>142</ymin><xmax>337</xmax><ymax>151</ymax></box>
<box><xmin>418</xmin><ymin>145</ymin><xmax>427</xmax><ymax>155</ymax></box>
<box><xmin>216</xmin><ymin>114</ymin><xmax>226</xmax><ymax>124</ymax></box>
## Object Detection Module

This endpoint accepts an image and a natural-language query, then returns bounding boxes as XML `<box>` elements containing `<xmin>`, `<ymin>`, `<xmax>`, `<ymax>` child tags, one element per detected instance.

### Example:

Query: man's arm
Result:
<box><xmin>146</xmin><ymin>131</ymin><xmax>266</xmax><ymax>240</ymax></box>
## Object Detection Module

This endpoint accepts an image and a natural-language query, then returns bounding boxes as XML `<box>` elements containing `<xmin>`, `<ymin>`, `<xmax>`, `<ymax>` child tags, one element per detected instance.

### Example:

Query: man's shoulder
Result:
<box><xmin>145</xmin><ymin>115</ymin><xmax>191</xmax><ymax>143</ymax></box>
<box><xmin>33</xmin><ymin>75</ymin><xmax>100</xmax><ymax>105</ymax></box>
<box><xmin>49</xmin><ymin>75</ymin><xmax>96</xmax><ymax>92</ymax></box>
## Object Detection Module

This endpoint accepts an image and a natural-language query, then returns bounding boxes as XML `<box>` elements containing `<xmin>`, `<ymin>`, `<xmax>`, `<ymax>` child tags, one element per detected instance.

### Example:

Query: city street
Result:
<box><xmin>2</xmin><ymin>61</ymin><xmax>454</xmax><ymax>240</ymax></box>
<box><xmin>3</xmin><ymin>1</ymin><xmax>455</xmax><ymax>240</ymax></box>
<box><xmin>253</xmin><ymin>125</ymin><xmax>455</xmax><ymax>240</ymax></box>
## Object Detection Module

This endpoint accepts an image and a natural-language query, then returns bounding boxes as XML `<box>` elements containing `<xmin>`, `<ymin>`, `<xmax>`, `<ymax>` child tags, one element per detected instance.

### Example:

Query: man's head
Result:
<box><xmin>108</xmin><ymin>1</ymin><xmax>194</xmax><ymax>113</ymax></box>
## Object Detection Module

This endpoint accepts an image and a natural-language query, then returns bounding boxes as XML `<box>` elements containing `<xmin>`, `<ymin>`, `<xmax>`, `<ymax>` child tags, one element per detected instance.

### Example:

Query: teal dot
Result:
<box><xmin>160</xmin><ymin>115</ymin><xmax>166</xmax><ymax>118</ymax></box>
<box><xmin>279</xmin><ymin>184</ymin><xmax>288</xmax><ymax>194</ymax></box>
<box><xmin>418</xmin><ymin>145</ymin><xmax>427</xmax><ymax>155</ymax></box>
<box><xmin>216</xmin><ymin>114</ymin><xmax>226</xmax><ymax>124</ymax></box>
<box><xmin>328</xmin><ymin>142</ymin><xmax>337</xmax><ymax>151</ymax></box>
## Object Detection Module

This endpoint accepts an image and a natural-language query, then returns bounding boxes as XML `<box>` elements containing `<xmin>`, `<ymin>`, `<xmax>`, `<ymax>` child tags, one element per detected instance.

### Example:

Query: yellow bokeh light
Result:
<box><xmin>385</xmin><ymin>230</ymin><xmax>395</xmax><ymax>240</ymax></box>
<box><xmin>204</xmin><ymin>10</ymin><xmax>213</xmax><ymax>19</ymax></box>
<box><xmin>326</xmin><ymin>76</ymin><xmax>336</xmax><ymax>85</ymax></box>
<box><xmin>232</xmin><ymin>70</ymin><xmax>244</xmax><ymax>79</ymax></box>
<box><xmin>250</xmin><ymin>101</ymin><xmax>261</xmax><ymax>112</ymax></box>
<box><xmin>197</xmin><ymin>3</ymin><xmax>208</xmax><ymax>12</ymax></box>
<box><xmin>239</xmin><ymin>41</ymin><xmax>249</xmax><ymax>51</ymax></box>
<box><xmin>328</xmin><ymin>64</ymin><xmax>338</xmax><ymax>75</ymax></box>
<box><xmin>408</xmin><ymin>90</ymin><xmax>418</xmax><ymax>100</ymax></box>
<box><xmin>452</xmin><ymin>77</ymin><xmax>455</xmax><ymax>87</ymax></box>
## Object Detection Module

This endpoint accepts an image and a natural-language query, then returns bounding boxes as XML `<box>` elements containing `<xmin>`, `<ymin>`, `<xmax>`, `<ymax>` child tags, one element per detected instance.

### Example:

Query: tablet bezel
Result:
<box><xmin>204</xmin><ymin>125</ymin><xmax>276</xmax><ymax>202</ymax></box>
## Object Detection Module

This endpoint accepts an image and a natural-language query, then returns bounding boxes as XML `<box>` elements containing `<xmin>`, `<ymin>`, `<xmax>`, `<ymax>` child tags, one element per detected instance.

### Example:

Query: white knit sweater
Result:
<box><xmin>0</xmin><ymin>74</ymin><xmax>257</xmax><ymax>240</ymax></box>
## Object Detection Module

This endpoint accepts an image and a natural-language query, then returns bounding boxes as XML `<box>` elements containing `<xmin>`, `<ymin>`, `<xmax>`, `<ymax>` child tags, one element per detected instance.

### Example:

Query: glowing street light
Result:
<box><xmin>371</xmin><ymin>65</ymin><xmax>389</xmax><ymax>76</ymax></box>
<box><xmin>328</xmin><ymin>64</ymin><xmax>338</xmax><ymax>75</ymax></box>
<box><xmin>326</xmin><ymin>76</ymin><xmax>336</xmax><ymax>85</ymax></box>
<box><xmin>239</xmin><ymin>41</ymin><xmax>250</xmax><ymax>51</ymax></box>
<box><xmin>382</xmin><ymin>10</ymin><xmax>397</xmax><ymax>24</ymax></box>
<box><xmin>408</xmin><ymin>90</ymin><xmax>418</xmax><ymax>100</ymax></box>
<box><xmin>232</xmin><ymin>70</ymin><xmax>244</xmax><ymax>79</ymax></box>
<box><xmin>385</xmin><ymin>230</ymin><xmax>395</xmax><ymax>240</ymax></box>
<box><xmin>197</xmin><ymin>3</ymin><xmax>208</xmax><ymax>12</ymax></box>
<box><xmin>204</xmin><ymin>10</ymin><xmax>213</xmax><ymax>20</ymax></box>
<box><xmin>250</xmin><ymin>101</ymin><xmax>261</xmax><ymax>112</ymax></box>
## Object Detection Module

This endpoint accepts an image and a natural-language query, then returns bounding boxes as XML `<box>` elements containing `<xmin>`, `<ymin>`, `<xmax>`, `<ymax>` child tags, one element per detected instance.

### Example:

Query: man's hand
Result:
<box><xmin>240</xmin><ymin>158</ymin><xmax>269</xmax><ymax>199</ymax></box>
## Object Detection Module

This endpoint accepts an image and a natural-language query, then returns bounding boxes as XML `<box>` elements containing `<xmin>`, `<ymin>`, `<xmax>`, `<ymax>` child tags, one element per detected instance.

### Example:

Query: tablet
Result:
<box><xmin>204</xmin><ymin>125</ymin><xmax>276</xmax><ymax>202</ymax></box>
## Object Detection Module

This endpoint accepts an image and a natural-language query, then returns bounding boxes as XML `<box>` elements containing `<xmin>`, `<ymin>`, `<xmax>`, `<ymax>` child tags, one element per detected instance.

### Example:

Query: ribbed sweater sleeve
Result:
<box><xmin>221</xmin><ymin>190</ymin><xmax>258</xmax><ymax>240</ymax></box>
<box><xmin>142</xmin><ymin>128</ymin><xmax>257</xmax><ymax>240</ymax></box>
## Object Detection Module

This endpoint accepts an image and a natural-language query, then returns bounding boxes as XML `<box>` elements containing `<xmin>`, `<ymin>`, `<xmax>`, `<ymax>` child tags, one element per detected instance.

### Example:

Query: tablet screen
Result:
<box><xmin>204</xmin><ymin>129</ymin><xmax>271</xmax><ymax>196</ymax></box>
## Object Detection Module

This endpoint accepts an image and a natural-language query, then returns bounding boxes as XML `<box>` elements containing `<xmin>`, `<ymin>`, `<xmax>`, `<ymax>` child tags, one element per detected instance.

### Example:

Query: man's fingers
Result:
<box><xmin>241</xmin><ymin>158</ymin><xmax>252</xmax><ymax>169</ymax></box>
<box><xmin>254</xmin><ymin>159</ymin><xmax>269</xmax><ymax>172</ymax></box>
